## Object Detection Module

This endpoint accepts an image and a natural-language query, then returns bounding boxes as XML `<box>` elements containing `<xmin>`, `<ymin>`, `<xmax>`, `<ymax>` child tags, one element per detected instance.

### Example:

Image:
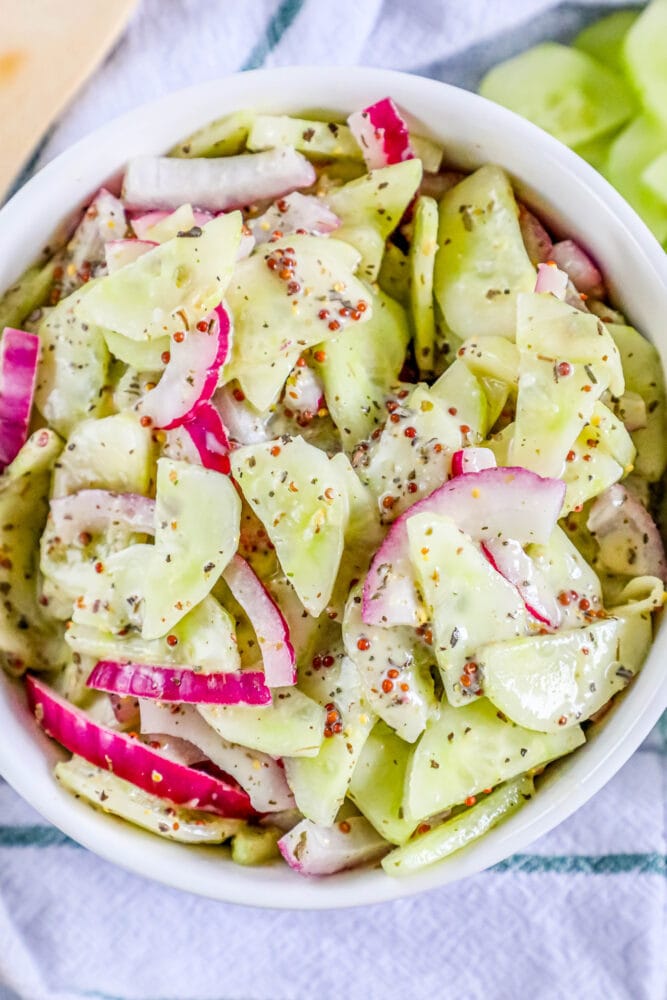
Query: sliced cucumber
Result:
<box><xmin>343</xmin><ymin>586</ymin><xmax>438</xmax><ymax>743</ymax></box>
<box><xmin>76</xmin><ymin>212</ymin><xmax>242</xmax><ymax>341</ymax></box>
<box><xmin>51</xmin><ymin>413</ymin><xmax>156</xmax><ymax>497</ymax></box>
<box><xmin>0</xmin><ymin>430</ymin><xmax>66</xmax><ymax>674</ymax></box>
<box><xmin>348</xmin><ymin>720</ymin><xmax>417</xmax><ymax>845</ymax></box>
<box><xmin>199</xmin><ymin>687</ymin><xmax>325</xmax><ymax>757</ymax></box>
<box><xmin>457</xmin><ymin>335</ymin><xmax>520</xmax><ymax>386</ymax></box>
<box><xmin>72</xmin><ymin>543</ymin><xmax>152</xmax><ymax>632</ymax></box>
<box><xmin>231</xmin><ymin>436</ymin><xmax>349</xmax><ymax>617</ymax></box>
<box><xmin>407</xmin><ymin>513</ymin><xmax>527</xmax><ymax>706</ymax></box>
<box><xmin>510</xmin><ymin>292</ymin><xmax>624</xmax><ymax>478</ymax></box>
<box><xmin>433</xmin><ymin>165</ymin><xmax>535</xmax><ymax>341</ymax></box>
<box><xmin>561</xmin><ymin>416</ymin><xmax>627</xmax><ymax>513</ymax></box>
<box><xmin>313</xmin><ymin>287</ymin><xmax>409</xmax><ymax>448</ymax></box>
<box><xmin>224</xmin><ymin>234</ymin><xmax>371</xmax><ymax>411</ymax></box>
<box><xmin>479</xmin><ymin>614</ymin><xmax>651</xmax><ymax>732</ymax></box>
<box><xmin>169</xmin><ymin>110</ymin><xmax>254</xmax><ymax>158</ymax></box>
<box><xmin>608</xmin><ymin>323</ymin><xmax>667</xmax><ymax>481</ymax></box>
<box><xmin>56</xmin><ymin>756</ymin><xmax>243</xmax><ymax>844</ymax></box>
<box><xmin>327</xmin><ymin>160</ymin><xmax>423</xmax><ymax>281</ymax></box>
<box><xmin>527</xmin><ymin>526</ymin><xmax>602</xmax><ymax>629</ymax></box>
<box><xmin>361</xmin><ymin>384</ymin><xmax>462</xmax><ymax>519</ymax></box>
<box><xmin>479</xmin><ymin>43</ymin><xmax>636</xmax><ymax>147</ymax></box>
<box><xmin>248</xmin><ymin>115</ymin><xmax>361</xmax><ymax>159</ymax></box>
<box><xmin>284</xmin><ymin>655</ymin><xmax>374</xmax><ymax>826</ymax></box>
<box><xmin>377</xmin><ymin>242</ymin><xmax>410</xmax><ymax>305</ymax></box>
<box><xmin>574</xmin><ymin>9</ymin><xmax>640</xmax><ymax>72</ymax></box>
<box><xmin>430</xmin><ymin>360</ymin><xmax>489</xmax><ymax>439</ymax></box>
<box><xmin>35</xmin><ymin>281</ymin><xmax>110</xmax><ymax>438</ymax></box>
<box><xmin>642</xmin><ymin>151</ymin><xmax>667</xmax><ymax>205</ymax></box>
<box><xmin>409</xmin><ymin>195</ymin><xmax>439</xmax><ymax>375</ymax></box>
<box><xmin>405</xmin><ymin>698</ymin><xmax>584</xmax><ymax>822</ymax></box>
<box><xmin>328</xmin><ymin>453</ymin><xmax>384</xmax><ymax>614</ymax></box>
<box><xmin>605</xmin><ymin>116</ymin><xmax>667</xmax><ymax>244</ymax></box>
<box><xmin>230</xmin><ymin>824</ymin><xmax>282</xmax><ymax>865</ymax></box>
<box><xmin>141</xmin><ymin>204</ymin><xmax>197</xmax><ymax>243</ymax></box>
<box><xmin>142</xmin><ymin>458</ymin><xmax>240</xmax><ymax>639</ymax></box>
<box><xmin>382</xmin><ymin>775</ymin><xmax>534</xmax><ymax>876</ymax></box>
<box><xmin>0</xmin><ymin>258</ymin><xmax>56</xmax><ymax>331</ymax></box>
<box><xmin>623</xmin><ymin>0</ymin><xmax>667</xmax><ymax>127</ymax></box>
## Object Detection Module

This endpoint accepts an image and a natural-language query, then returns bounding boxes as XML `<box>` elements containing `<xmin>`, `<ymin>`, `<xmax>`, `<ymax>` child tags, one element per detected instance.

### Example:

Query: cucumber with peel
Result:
<box><xmin>382</xmin><ymin>775</ymin><xmax>534</xmax><ymax>876</ymax></box>
<box><xmin>405</xmin><ymin>698</ymin><xmax>584</xmax><ymax>822</ymax></box>
<box><xmin>409</xmin><ymin>195</ymin><xmax>439</xmax><ymax>375</ymax></box>
<box><xmin>169</xmin><ymin>111</ymin><xmax>254</xmax><ymax>158</ymax></box>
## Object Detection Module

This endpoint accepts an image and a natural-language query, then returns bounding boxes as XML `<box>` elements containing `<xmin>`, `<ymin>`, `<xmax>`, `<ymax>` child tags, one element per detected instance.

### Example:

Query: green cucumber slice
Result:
<box><xmin>199</xmin><ymin>687</ymin><xmax>325</xmax><ymax>758</ymax></box>
<box><xmin>76</xmin><ymin>212</ymin><xmax>242</xmax><ymax>341</ymax></box>
<box><xmin>382</xmin><ymin>775</ymin><xmax>534</xmax><ymax>876</ymax></box>
<box><xmin>230</xmin><ymin>824</ymin><xmax>282</xmax><ymax>865</ymax></box>
<box><xmin>407</xmin><ymin>513</ymin><xmax>527</xmax><ymax>706</ymax></box>
<box><xmin>231</xmin><ymin>436</ymin><xmax>349</xmax><ymax>617</ymax></box>
<box><xmin>430</xmin><ymin>360</ymin><xmax>489</xmax><ymax>439</ymax></box>
<box><xmin>104</xmin><ymin>330</ymin><xmax>170</xmax><ymax>371</ymax></box>
<box><xmin>169</xmin><ymin>111</ymin><xmax>254</xmax><ymax>158</ymax></box>
<box><xmin>623</xmin><ymin>0</ymin><xmax>667</xmax><ymax>127</ymax></box>
<box><xmin>0</xmin><ymin>258</ymin><xmax>56</xmax><ymax>331</ymax></box>
<box><xmin>608</xmin><ymin>323</ymin><xmax>667</xmax><ymax>481</ymax></box>
<box><xmin>479</xmin><ymin>43</ymin><xmax>636</xmax><ymax>146</ymax></box>
<box><xmin>405</xmin><ymin>698</ymin><xmax>584</xmax><ymax>822</ymax></box>
<box><xmin>574</xmin><ymin>9</ymin><xmax>640</xmax><ymax>72</ymax></box>
<box><xmin>51</xmin><ymin>413</ymin><xmax>156</xmax><ymax>498</ymax></box>
<box><xmin>284</xmin><ymin>655</ymin><xmax>374</xmax><ymax>826</ymax></box>
<box><xmin>349</xmin><ymin>720</ymin><xmax>417</xmax><ymax>845</ymax></box>
<box><xmin>527</xmin><ymin>526</ymin><xmax>602</xmax><ymax>629</ymax></box>
<box><xmin>642</xmin><ymin>151</ymin><xmax>667</xmax><ymax>205</ymax></box>
<box><xmin>142</xmin><ymin>458</ymin><xmax>240</xmax><ymax>639</ymax></box>
<box><xmin>313</xmin><ymin>287</ymin><xmax>409</xmax><ymax>448</ymax></box>
<box><xmin>409</xmin><ymin>195</ymin><xmax>439</xmax><ymax>375</ymax></box>
<box><xmin>479</xmin><ymin>614</ymin><xmax>651</xmax><ymax>732</ymax></box>
<box><xmin>605</xmin><ymin>115</ymin><xmax>667</xmax><ymax>244</ymax></box>
<box><xmin>224</xmin><ymin>234</ymin><xmax>371</xmax><ymax>411</ymax></box>
<box><xmin>434</xmin><ymin>165</ymin><xmax>535</xmax><ymax>341</ymax></box>
<box><xmin>247</xmin><ymin>115</ymin><xmax>361</xmax><ymax>159</ymax></box>
<box><xmin>327</xmin><ymin>160</ymin><xmax>423</xmax><ymax>281</ymax></box>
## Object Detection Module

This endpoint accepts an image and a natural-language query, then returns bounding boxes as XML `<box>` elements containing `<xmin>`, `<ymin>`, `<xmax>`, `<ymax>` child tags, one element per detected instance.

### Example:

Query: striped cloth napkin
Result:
<box><xmin>1</xmin><ymin>2</ymin><xmax>665</xmax><ymax>999</ymax></box>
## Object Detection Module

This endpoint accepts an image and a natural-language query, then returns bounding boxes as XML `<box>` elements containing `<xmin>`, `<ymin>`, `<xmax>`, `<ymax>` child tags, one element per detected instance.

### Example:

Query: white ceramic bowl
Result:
<box><xmin>1</xmin><ymin>67</ymin><xmax>666</xmax><ymax>910</ymax></box>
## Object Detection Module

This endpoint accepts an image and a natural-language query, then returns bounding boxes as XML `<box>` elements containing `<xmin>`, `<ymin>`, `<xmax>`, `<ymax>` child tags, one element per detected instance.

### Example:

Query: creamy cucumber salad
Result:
<box><xmin>1</xmin><ymin>97</ymin><xmax>665</xmax><ymax>878</ymax></box>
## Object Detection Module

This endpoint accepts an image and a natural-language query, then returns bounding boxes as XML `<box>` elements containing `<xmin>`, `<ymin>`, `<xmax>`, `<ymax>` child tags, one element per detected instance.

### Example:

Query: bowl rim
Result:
<box><xmin>0</xmin><ymin>65</ymin><xmax>666</xmax><ymax>910</ymax></box>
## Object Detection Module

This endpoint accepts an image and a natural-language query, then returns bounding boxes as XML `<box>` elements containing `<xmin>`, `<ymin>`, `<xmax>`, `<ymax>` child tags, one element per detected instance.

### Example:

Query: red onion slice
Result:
<box><xmin>88</xmin><ymin>660</ymin><xmax>271</xmax><ymax>705</ymax></box>
<box><xmin>587</xmin><ymin>484</ymin><xmax>667</xmax><ymax>581</ymax></box>
<box><xmin>518</xmin><ymin>204</ymin><xmax>553</xmax><ymax>265</ymax></box>
<box><xmin>49</xmin><ymin>490</ymin><xmax>156</xmax><ymax>544</ymax></box>
<box><xmin>362</xmin><ymin>467</ymin><xmax>565</xmax><ymax>627</ymax></box>
<box><xmin>26</xmin><ymin>675</ymin><xmax>254</xmax><ymax>817</ymax></box>
<box><xmin>183</xmin><ymin>401</ymin><xmax>231</xmax><ymax>475</ymax></box>
<box><xmin>222</xmin><ymin>555</ymin><xmax>296</xmax><ymax>687</ymax></box>
<box><xmin>450</xmin><ymin>448</ymin><xmax>497</xmax><ymax>477</ymax></box>
<box><xmin>278</xmin><ymin>817</ymin><xmax>388</xmax><ymax>876</ymax></box>
<box><xmin>0</xmin><ymin>327</ymin><xmax>39</xmax><ymax>470</ymax></box>
<box><xmin>138</xmin><ymin>302</ymin><xmax>231</xmax><ymax>430</ymax></box>
<box><xmin>348</xmin><ymin>98</ymin><xmax>414</xmax><ymax>170</ymax></box>
<box><xmin>123</xmin><ymin>150</ymin><xmax>317</xmax><ymax>213</ymax></box>
<box><xmin>549</xmin><ymin>240</ymin><xmax>604</xmax><ymax>297</ymax></box>
<box><xmin>535</xmin><ymin>262</ymin><xmax>568</xmax><ymax>299</ymax></box>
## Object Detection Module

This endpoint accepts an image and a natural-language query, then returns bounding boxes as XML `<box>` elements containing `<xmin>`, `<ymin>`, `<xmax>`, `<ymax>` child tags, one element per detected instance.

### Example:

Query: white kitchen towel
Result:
<box><xmin>1</xmin><ymin>2</ymin><xmax>665</xmax><ymax>999</ymax></box>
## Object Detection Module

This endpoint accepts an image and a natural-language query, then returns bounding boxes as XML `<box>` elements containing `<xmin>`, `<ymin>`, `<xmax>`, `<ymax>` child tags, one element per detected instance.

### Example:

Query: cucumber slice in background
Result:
<box><xmin>231</xmin><ymin>436</ymin><xmax>349</xmax><ymax>617</ymax></box>
<box><xmin>0</xmin><ymin>430</ymin><xmax>67</xmax><ymax>674</ymax></box>
<box><xmin>349</xmin><ymin>720</ymin><xmax>418</xmax><ymax>845</ymax></box>
<box><xmin>326</xmin><ymin>159</ymin><xmax>423</xmax><ymax>281</ymax></box>
<box><xmin>35</xmin><ymin>281</ymin><xmax>110</xmax><ymax>438</ymax></box>
<box><xmin>433</xmin><ymin>165</ymin><xmax>535</xmax><ymax>342</ymax></box>
<box><xmin>284</xmin><ymin>654</ymin><xmax>374</xmax><ymax>826</ymax></box>
<box><xmin>142</xmin><ymin>458</ymin><xmax>241</xmax><ymax>639</ymax></box>
<box><xmin>479</xmin><ymin>613</ymin><xmax>652</xmax><ymax>732</ymax></box>
<box><xmin>405</xmin><ymin>698</ymin><xmax>584</xmax><ymax>823</ymax></box>
<box><xmin>199</xmin><ymin>687</ymin><xmax>325</xmax><ymax>758</ymax></box>
<box><xmin>382</xmin><ymin>775</ymin><xmax>534</xmax><ymax>876</ymax></box>
<box><xmin>479</xmin><ymin>43</ymin><xmax>636</xmax><ymax>147</ymax></box>
<box><xmin>574</xmin><ymin>9</ymin><xmax>640</xmax><ymax>72</ymax></box>
<box><xmin>343</xmin><ymin>585</ymin><xmax>437</xmax><ymax>743</ymax></box>
<box><xmin>51</xmin><ymin>413</ymin><xmax>156</xmax><ymax>498</ymax></box>
<box><xmin>605</xmin><ymin>115</ymin><xmax>667</xmax><ymax>244</ymax></box>
<box><xmin>642</xmin><ymin>150</ymin><xmax>667</xmax><ymax>204</ymax></box>
<box><xmin>313</xmin><ymin>288</ymin><xmax>409</xmax><ymax>448</ymax></box>
<box><xmin>409</xmin><ymin>195</ymin><xmax>439</xmax><ymax>376</ymax></box>
<box><xmin>406</xmin><ymin>513</ymin><xmax>528</xmax><ymax>706</ymax></box>
<box><xmin>608</xmin><ymin>323</ymin><xmax>667</xmax><ymax>481</ymax></box>
<box><xmin>76</xmin><ymin>212</ymin><xmax>242</xmax><ymax>341</ymax></box>
<box><xmin>623</xmin><ymin>0</ymin><xmax>667</xmax><ymax>127</ymax></box>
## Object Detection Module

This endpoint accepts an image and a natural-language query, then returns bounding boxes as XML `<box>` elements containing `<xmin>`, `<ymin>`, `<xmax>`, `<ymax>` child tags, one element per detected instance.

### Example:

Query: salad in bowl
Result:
<box><xmin>0</xmin><ymin>87</ymin><xmax>665</xmax><ymax>884</ymax></box>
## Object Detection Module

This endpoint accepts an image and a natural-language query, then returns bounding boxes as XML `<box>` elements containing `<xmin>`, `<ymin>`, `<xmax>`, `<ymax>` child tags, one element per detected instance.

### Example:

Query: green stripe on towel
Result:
<box><xmin>241</xmin><ymin>0</ymin><xmax>306</xmax><ymax>70</ymax></box>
